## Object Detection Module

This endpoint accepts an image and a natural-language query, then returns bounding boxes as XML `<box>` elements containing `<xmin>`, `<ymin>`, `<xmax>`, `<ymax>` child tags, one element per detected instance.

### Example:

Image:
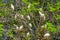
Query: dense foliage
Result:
<box><xmin>0</xmin><ymin>0</ymin><xmax>60</xmax><ymax>40</ymax></box>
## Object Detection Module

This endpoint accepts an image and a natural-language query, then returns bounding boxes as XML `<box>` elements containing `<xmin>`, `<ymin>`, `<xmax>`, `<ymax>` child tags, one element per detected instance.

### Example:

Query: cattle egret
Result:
<box><xmin>39</xmin><ymin>11</ymin><xmax>45</xmax><ymax>20</ymax></box>
<box><xmin>44</xmin><ymin>33</ymin><xmax>50</xmax><ymax>37</ymax></box>
<box><xmin>19</xmin><ymin>25</ymin><xmax>23</xmax><ymax>30</ymax></box>
<box><xmin>11</xmin><ymin>4</ymin><xmax>14</xmax><ymax>10</ymax></box>
<box><xmin>27</xmin><ymin>15</ymin><xmax>30</xmax><ymax>20</ymax></box>
<box><xmin>13</xmin><ymin>24</ymin><xmax>19</xmax><ymax>29</ymax></box>
<box><xmin>41</xmin><ymin>24</ymin><xmax>47</xmax><ymax>28</ymax></box>
<box><xmin>29</xmin><ymin>23</ymin><xmax>32</xmax><ymax>27</ymax></box>
<box><xmin>16</xmin><ymin>26</ymin><xmax>19</xmax><ymax>30</ymax></box>
<box><xmin>39</xmin><ymin>11</ymin><xmax>45</xmax><ymax>17</ymax></box>
<box><xmin>27</xmin><ymin>32</ymin><xmax>30</xmax><ymax>36</ymax></box>
<box><xmin>28</xmin><ymin>4</ymin><xmax>31</xmax><ymax>8</ymax></box>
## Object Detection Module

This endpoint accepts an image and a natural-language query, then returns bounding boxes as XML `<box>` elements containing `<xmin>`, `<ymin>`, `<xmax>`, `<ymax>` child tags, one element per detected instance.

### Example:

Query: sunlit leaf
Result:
<box><xmin>46</xmin><ymin>22</ymin><xmax>57</xmax><ymax>33</ymax></box>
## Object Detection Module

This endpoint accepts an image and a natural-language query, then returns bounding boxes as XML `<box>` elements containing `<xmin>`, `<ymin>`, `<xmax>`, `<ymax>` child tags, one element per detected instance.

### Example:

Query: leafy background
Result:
<box><xmin>0</xmin><ymin>0</ymin><xmax>60</xmax><ymax>40</ymax></box>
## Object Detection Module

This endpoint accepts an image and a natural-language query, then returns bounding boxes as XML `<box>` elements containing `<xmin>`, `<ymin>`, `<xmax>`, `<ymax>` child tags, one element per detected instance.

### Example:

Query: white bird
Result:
<box><xmin>39</xmin><ymin>11</ymin><xmax>45</xmax><ymax>20</ymax></box>
<box><xmin>29</xmin><ymin>23</ymin><xmax>32</xmax><ymax>27</ymax></box>
<box><xmin>27</xmin><ymin>32</ymin><xmax>30</xmax><ymax>36</ymax></box>
<box><xmin>11</xmin><ymin>4</ymin><xmax>14</xmax><ymax>10</ymax></box>
<box><xmin>39</xmin><ymin>11</ymin><xmax>45</xmax><ymax>17</ymax></box>
<box><xmin>41</xmin><ymin>24</ymin><xmax>47</xmax><ymax>28</ymax></box>
<box><xmin>16</xmin><ymin>26</ymin><xmax>19</xmax><ymax>30</ymax></box>
<box><xmin>41</xmin><ymin>25</ymin><xmax>45</xmax><ymax>28</ymax></box>
<box><xmin>27</xmin><ymin>15</ymin><xmax>30</xmax><ymax>20</ymax></box>
<box><xmin>13</xmin><ymin>24</ymin><xmax>19</xmax><ymax>29</ymax></box>
<box><xmin>28</xmin><ymin>4</ymin><xmax>31</xmax><ymax>8</ymax></box>
<box><xmin>19</xmin><ymin>25</ymin><xmax>23</xmax><ymax>30</ymax></box>
<box><xmin>44</xmin><ymin>33</ymin><xmax>50</xmax><ymax>37</ymax></box>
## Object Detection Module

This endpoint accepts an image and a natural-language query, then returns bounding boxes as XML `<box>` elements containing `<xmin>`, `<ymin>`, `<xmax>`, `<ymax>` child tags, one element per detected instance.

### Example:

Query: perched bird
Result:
<box><xmin>39</xmin><ymin>11</ymin><xmax>45</xmax><ymax>17</ymax></box>
<box><xmin>27</xmin><ymin>32</ymin><xmax>30</xmax><ymax>36</ymax></box>
<box><xmin>39</xmin><ymin>11</ymin><xmax>45</xmax><ymax>20</ymax></box>
<box><xmin>29</xmin><ymin>23</ymin><xmax>32</xmax><ymax>27</ymax></box>
<box><xmin>41</xmin><ymin>33</ymin><xmax>51</xmax><ymax>40</ymax></box>
<box><xmin>13</xmin><ymin>24</ymin><xmax>19</xmax><ymax>30</ymax></box>
<box><xmin>39</xmin><ymin>8</ymin><xmax>45</xmax><ymax>20</ymax></box>
<box><xmin>44</xmin><ymin>33</ymin><xmax>50</xmax><ymax>37</ymax></box>
<box><xmin>19</xmin><ymin>25</ymin><xmax>23</xmax><ymax>30</ymax></box>
<box><xmin>28</xmin><ymin>3</ymin><xmax>31</xmax><ymax>8</ymax></box>
<box><xmin>13</xmin><ymin>24</ymin><xmax>24</xmax><ymax>34</ymax></box>
<box><xmin>11</xmin><ymin>4</ymin><xmax>14</xmax><ymax>10</ymax></box>
<box><xmin>14</xmin><ymin>24</ymin><xmax>23</xmax><ymax>30</ymax></box>
<box><xmin>27</xmin><ymin>15</ymin><xmax>30</xmax><ymax>20</ymax></box>
<box><xmin>39</xmin><ymin>11</ymin><xmax>46</xmax><ymax>25</ymax></box>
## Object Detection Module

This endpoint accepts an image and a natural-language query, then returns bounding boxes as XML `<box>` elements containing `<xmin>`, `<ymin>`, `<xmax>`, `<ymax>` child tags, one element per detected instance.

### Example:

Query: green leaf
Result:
<box><xmin>0</xmin><ymin>33</ymin><xmax>2</xmax><ymax>36</ymax></box>
<box><xmin>6</xmin><ymin>29</ymin><xmax>13</xmax><ymax>37</ymax></box>
<box><xmin>0</xmin><ymin>24</ymin><xmax>3</xmax><ymax>37</ymax></box>
<box><xmin>0</xmin><ymin>24</ymin><xmax>3</xmax><ymax>27</ymax></box>
<box><xmin>46</xmin><ymin>22</ymin><xmax>57</xmax><ymax>33</ymax></box>
<box><xmin>56</xmin><ymin>2</ymin><xmax>60</xmax><ymax>9</ymax></box>
<box><xmin>22</xmin><ymin>0</ymin><xmax>29</xmax><ymax>4</ymax></box>
<box><xmin>56</xmin><ymin>15</ymin><xmax>60</xmax><ymax>20</ymax></box>
<box><xmin>49</xmin><ymin>7</ymin><xmax>56</xmax><ymax>12</ymax></box>
<box><xmin>57</xmin><ymin>26</ymin><xmax>60</xmax><ymax>32</ymax></box>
